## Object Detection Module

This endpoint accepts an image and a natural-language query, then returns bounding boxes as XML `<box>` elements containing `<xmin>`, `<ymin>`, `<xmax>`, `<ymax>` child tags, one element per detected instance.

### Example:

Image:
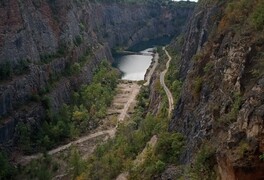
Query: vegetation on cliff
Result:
<box><xmin>82</xmin><ymin>86</ymin><xmax>184</xmax><ymax>179</ymax></box>
<box><xmin>16</xmin><ymin>61</ymin><xmax>119</xmax><ymax>154</ymax></box>
<box><xmin>1</xmin><ymin>0</ymin><xmax>264</xmax><ymax>179</ymax></box>
<box><xmin>168</xmin><ymin>0</ymin><xmax>264</xmax><ymax>179</ymax></box>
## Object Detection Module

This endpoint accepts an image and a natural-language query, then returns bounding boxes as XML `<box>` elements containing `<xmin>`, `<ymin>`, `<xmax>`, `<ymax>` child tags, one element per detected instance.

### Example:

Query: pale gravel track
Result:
<box><xmin>16</xmin><ymin>82</ymin><xmax>141</xmax><ymax>166</ymax></box>
<box><xmin>116</xmin><ymin>47</ymin><xmax>174</xmax><ymax>180</ymax></box>
<box><xmin>16</xmin><ymin>52</ymin><xmax>160</xmax><ymax>167</ymax></box>
<box><xmin>160</xmin><ymin>47</ymin><xmax>174</xmax><ymax>116</ymax></box>
<box><xmin>17</xmin><ymin>50</ymin><xmax>166</xmax><ymax>178</ymax></box>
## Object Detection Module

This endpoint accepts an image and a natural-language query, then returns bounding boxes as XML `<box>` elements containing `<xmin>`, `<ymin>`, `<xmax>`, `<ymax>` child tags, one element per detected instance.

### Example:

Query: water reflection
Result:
<box><xmin>115</xmin><ymin>48</ymin><xmax>154</xmax><ymax>81</ymax></box>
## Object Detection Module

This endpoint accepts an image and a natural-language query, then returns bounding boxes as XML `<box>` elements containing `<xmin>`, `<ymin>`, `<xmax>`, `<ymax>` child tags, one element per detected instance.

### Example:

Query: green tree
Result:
<box><xmin>16</xmin><ymin>122</ymin><xmax>32</xmax><ymax>154</ymax></box>
<box><xmin>69</xmin><ymin>148</ymin><xmax>86</xmax><ymax>179</ymax></box>
<box><xmin>0</xmin><ymin>152</ymin><xmax>15</xmax><ymax>178</ymax></box>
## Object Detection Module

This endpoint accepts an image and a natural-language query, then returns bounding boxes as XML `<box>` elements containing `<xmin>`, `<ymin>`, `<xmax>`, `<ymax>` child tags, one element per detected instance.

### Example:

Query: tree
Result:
<box><xmin>0</xmin><ymin>152</ymin><xmax>14</xmax><ymax>178</ymax></box>
<box><xmin>69</xmin><ymin>148</ymin><xmax>86</xmax><ymax>179</ymax></box>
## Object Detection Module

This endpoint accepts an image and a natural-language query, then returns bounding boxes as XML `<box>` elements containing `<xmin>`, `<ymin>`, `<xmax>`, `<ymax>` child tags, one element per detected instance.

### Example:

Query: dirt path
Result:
<box><xmin>160</xmin><ymin>47</ymin><xmax>174</xmax><ymax>116</ymax></box>
<box><xmin>17</xmin><ymin>50</ymin><xmax>160</xmax><ymax>178</ymax></box>
<box><xmin>17</xmin><ymin>129</ymin><xmax>115</xmax><ymax>166</ymax></box>
<box><xmin>116</xmin><ymin>135</ymin><xmax>158</xmax><ymax>180</ymax></box>
<box><xmin>117</xmin><ymin>83</ymin><xmax>141</xmax><ymax>123</ymax></box>
<box><xmin>133</xmin><ymin>135</ymin><xmax>158</xmax><ymax>166</ymax></box>
<box><xmin>16</xmin><ymin>81</ymin><xmax>141</xmax><ymax>166</ymax></box>
<box><xmin>115</xmin><ymin>48</ymin><xmax>174</xmax><ymax>180</ymax></box>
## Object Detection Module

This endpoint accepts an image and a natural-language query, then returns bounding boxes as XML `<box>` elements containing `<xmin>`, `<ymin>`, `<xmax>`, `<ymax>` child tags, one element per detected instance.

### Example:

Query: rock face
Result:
<box><xmin>0</xmin><ymin>1</ymin><xmax>194</xmax><ymax>146</ymax></box>
<box><xmin>169</xmin><ymin>0</ymin><xmax>264</xmax><ymax>179</ymax></box>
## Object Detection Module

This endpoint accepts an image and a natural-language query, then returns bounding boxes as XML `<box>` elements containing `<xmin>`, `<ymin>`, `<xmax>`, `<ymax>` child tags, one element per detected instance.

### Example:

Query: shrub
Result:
<box><xmin>189</xmin><ymin>145</ymin><xmax>216</xmax><ymax>180</ymax></box>
<box><xmin>74</xmin><ymin>35</ymin><xmax>83</xmax><ymax>47</ymax></box>
<box><xmin>31</xmin><ymin>93</ymin><xmax>41</xmax><ymax>102</ymax></box>
<box><xmin>0</xmin><ymin>62</ymin><xmax>12</xmax><ymax>80</ymax></box>
<box><xmin>79</xmin><ymin>23</ymin><xmax>85</xmax><ymax>31</ymax></box>
<box><xmin>71</xmin><ymin>62</ymin><xmax>81</xmax><ymax>75</ymax></box>
<box><xmin>23</xmin><ymin>155</ymin><xmax>52</xmax><ymax>180</ymax></box>
<box><xmin>259</xmin><ymin>153</ymin><xmax>264</xmax><ymax>161</ymax></box>
<box><xmin>41</xmin><ymin>95</ymin><xmax>51</xmax><ymax>109</ymax></box>
<box><xmin>57</xmin><ymin>43</ymin><xmax>68</xmax><ymax>56</ymax></box>
<box><xmin>14</xmin><ymin>59</ymin><xmax>30</xmax><ymax>75</ymax></box>
<box><xmin>251</xmin><ymin>1</ymin><xmax>264</xmax><ymax>30</ymax></box>
<box><xmin>238</xmin><ymin>141</ymin><xmax>250</xmax><ymax>157</ymax></box>
<box><xmin>155</xmin><ymin>160</ymin><xmax>166</xmax><ymax>173</ymax></box>
<box><xmin>155</xmin><ymin>132</ymin><xmax>184</xmax><ymax>163</ymax></box>
<box><xmin>0</xmin><ymin>151</ymin><xmax>15</xmax><ymax>178</ymax></box>
<box><xmin>203</xmin><ymin>61</ymin><xmax>214</xmax><ymax>73</ymax></box>
<box><xmin>219</xmin><ymin>93</ymin><xmax>242</xmax><ymax>124</ymax></box>
<box><xmin>16</xmin><ymin>122</ymin><xmax>32</xmax><ymax>154</ymax></box>
<box><xmin>69</xmin><ymin>148</ymin><xmax>86</xmax><ymax>179</ymax></box>
<box><xmin>194</xmin><ymin>77</ymin><xmax>203</xmax><ymax>94</ymax></box>
<box><xmin>193</xmin><ymin>53</ymin><xmax>203</xmax><ymax>62</ymax></box>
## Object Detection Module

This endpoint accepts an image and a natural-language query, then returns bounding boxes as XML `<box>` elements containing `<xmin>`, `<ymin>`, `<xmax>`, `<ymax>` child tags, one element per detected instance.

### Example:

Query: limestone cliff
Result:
<box><xmin>169</xmin><ymin>0</ymin><xmax>264</xmax><ymax>179</ymax></box>
<box><xmin>0</xmin><ymin>0</ymin><xmax>194</xmax><ymax>147</ymax></box>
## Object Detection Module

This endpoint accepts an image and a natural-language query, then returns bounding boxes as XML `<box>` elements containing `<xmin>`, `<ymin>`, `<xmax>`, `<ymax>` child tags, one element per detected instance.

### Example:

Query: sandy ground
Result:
<box><xmin>115</xmin><ymin>47</ymin><xmax>174</xmax><ymax>180</ymax></box>
<box><xmin>16</xmin><ymin>81</ymin><xmax>141</xmax><ymax>164</ymax></box>
<box><xmin>16</xmin><ymin>51</ymin><xmax>164</xmax><ymax>179</ymax></box>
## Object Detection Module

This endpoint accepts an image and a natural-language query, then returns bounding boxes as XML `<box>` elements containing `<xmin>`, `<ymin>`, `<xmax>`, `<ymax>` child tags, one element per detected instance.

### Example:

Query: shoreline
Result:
<box><xmin>143</xmin><ymin>52</ymin><xmax>159</xmax><ymax>86</ymax></box>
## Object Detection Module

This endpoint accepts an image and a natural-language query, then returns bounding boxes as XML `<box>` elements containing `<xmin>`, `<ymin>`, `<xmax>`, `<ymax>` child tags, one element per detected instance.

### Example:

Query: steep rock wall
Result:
<box><xmin>169</xmin><ymin>0</ymin><xmax>264</xmax><ymax>179</ymax></box>
<box><xmin>0</xmin><ymin>0</ymin><xmax>194</xmax><ymax>145</ymax></box>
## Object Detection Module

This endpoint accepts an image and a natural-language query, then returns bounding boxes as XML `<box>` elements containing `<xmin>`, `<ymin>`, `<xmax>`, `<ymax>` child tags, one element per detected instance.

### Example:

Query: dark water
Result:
<box><xmin>114</xmin><ymin>48</ymin><xmax>154</xmax><ymax>81</ymax></box>
<box><xmin>113</xmin><ymin>36</ymin><xmax>172</xmax><ymax>81</ymax></box>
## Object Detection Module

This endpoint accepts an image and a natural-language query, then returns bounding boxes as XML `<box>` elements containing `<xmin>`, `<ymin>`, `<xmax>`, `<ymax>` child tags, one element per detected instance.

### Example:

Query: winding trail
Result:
<box><xmin>16</xmin><ymin>52</ymin><xmax>160</xmax><ymax>167</ymax></box>
<box><xmin>116</xmin><ymin>47</ymin><xmax>174</xmax><ymax>180</ymax></box>
<box><xmin>16</xmin><ymin>82</ymin><xmax>141</xmax><ymax>166</ymax></box>
<box><xmin>18</xmin><ymin>47</ymin><xmax>175</xmax><ymax>178</ymax></box>
<box><xmin>17</xmin><ymin>129</ymin><xmax>115</xmax><ymax>166</ymax></box>
<box><xmin>160</xmin><ymin>47</ymin><xmax>174</xmax><ymax>115</ymax></box>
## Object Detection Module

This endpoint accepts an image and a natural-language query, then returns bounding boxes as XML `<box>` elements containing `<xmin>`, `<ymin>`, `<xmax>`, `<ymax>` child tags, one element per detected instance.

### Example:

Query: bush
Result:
<box><xmin>23</xmin><ymin>155</ymin><xmax>52</xmax><ymax>180</ymax></box>
<box><xmin>71</xmin><ymin>62</ymin><xmax>81</xmax><ymax>75</ymax></box>
<box><xmin>251</xmin><ymin>1</ymin><xmax>264</xmax><ymax>30</ymax></box>
<box><xmin>203</xmin><ymin>61</ymin><xmax>214</xmax><ymax>73</ymax></box>
<box><xmin>0</xmin><ymin>62</ymin><xmax>12</xmax><ymax>80</ymax></box>
<box><xmin>74</xmin><ymin>35</ymin><xmax>83</xmax><ymax>47</ymax></box>
<box><xmin>41</xmin><ymin>95</ymin><xmax>51</xmax><ymax>109</ymax></box>
<box><xmin>259</xmin><ymin>153</ymin><xmax>264</xmax><ymax>161</ymax></box>
<box><xmin>219</xmin><ymin>93</ymin><xmax>242</xmax><ymax>124</ymax></box>
<box><xmin>189</xmin><ymin>145</ymin><xmax>216</xmax><ymax>180</ymax></box>
<box><xmin>14</xmin><ymin>59</ymin><xmax>30</xmax><ymax>75</ymax></box>
<box><xmin>16</xmin><ymin>122</ymin><xmax>32</xmax><ymax>154</ymax></box>
<box><xmin>237</xmin><ymin>141</ymin><xmax>250</xmax><ymax>157</ymax></box>
<box><xmin>194</xmin><ymin>77</ymin><xmax>203</xmax><ymax>94</ymax></box>
<box><xmin>0</xmin><ymin>152</ymin><xmax>15</xmax><ymax>178</ymax></box>
<box><xmin>155</xmin><ymin>132</ymin><xmax>184</xmax><ymax>163</ymax></box>
<box><xmin>155</xmin><ymin>160</ymin><xmax>166</xmax><ymax>173</ymax></box>
<box><xmin>69</xmin><ymin>148</ymin><xmax>86</xmax><ymax>179</ymax></box>
<box><xmin>31</xmin><ymin>93</ymin><xmax>41</xmax><ymax>102</ymax></box>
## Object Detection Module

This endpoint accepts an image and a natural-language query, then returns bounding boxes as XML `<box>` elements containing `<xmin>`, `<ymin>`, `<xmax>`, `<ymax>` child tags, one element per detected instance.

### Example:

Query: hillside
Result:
<box><xmin>0</xmin><ymin>0</ymin><xmax>264</xmax><ymax>179</ymax></box>
<box><xmin>169</xmin><ymin>0</ymin><xmax>264</xmax><ymax>179</ymax></box>
<box><xmin>0</xmin><ymin>0</ymin><xmax>194</xmax><ymax>147</ymax></box>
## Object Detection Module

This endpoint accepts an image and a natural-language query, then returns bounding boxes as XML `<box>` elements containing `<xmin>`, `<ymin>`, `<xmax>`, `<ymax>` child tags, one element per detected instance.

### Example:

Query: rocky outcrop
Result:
<box><xmin>169</xmin><ymin>0</ymin><xmax>264</xmax><ymax>179</ymax></box>
<box><xmin>0</xmin><ymin>0</ymin><xmax>194</xmax><ymax>146</ymax></box>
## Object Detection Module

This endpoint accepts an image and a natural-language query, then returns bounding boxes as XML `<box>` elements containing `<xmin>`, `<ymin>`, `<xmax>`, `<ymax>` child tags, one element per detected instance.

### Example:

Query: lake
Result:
<box><xmin>114</xmin><ymin>48</ymin><xmax>154</xmax><ymax>81</ymax></box>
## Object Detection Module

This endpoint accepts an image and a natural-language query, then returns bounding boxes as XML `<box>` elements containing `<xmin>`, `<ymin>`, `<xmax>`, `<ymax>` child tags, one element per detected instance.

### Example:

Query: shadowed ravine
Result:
<box><xmin>16</xmin><ymin>51</ymin><xmax>160</xmax><ymax>176</ymax></box>
<box><xmin>116</xmin><ymin>47</ymin><xmax>174</xmax><ymax>180</ymax></box>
